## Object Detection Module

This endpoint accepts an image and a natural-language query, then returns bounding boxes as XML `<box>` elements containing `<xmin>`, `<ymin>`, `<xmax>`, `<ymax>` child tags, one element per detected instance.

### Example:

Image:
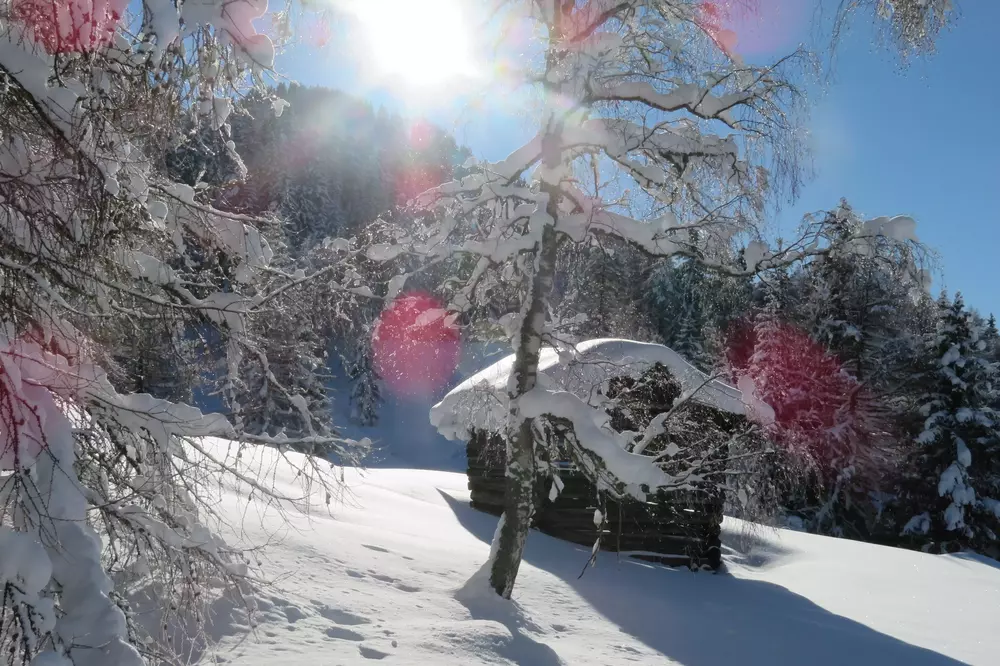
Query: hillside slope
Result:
<box><xmin>199</xmin><ymin>439</ymin><xmax>998</xmax><ymax>665</ymax></box>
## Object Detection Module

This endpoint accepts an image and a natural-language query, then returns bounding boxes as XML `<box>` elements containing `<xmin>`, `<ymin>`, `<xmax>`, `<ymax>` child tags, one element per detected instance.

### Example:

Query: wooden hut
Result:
<box><xmin>431</xmin><ymin>339</ymin><xmax>756</xmax><ymax>571</ymax></box>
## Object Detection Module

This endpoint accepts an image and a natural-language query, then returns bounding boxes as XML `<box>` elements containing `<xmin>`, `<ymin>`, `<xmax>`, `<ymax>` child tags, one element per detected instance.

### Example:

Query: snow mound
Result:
<box><xmin>198</xmin><ymin>438</ymin><xmax>999</xmax><ymax>665</ymax></box>
<box><xmin>431</xmin><ymin>338</ymin><xmax>746</xmax><ymax>441</ymax></box>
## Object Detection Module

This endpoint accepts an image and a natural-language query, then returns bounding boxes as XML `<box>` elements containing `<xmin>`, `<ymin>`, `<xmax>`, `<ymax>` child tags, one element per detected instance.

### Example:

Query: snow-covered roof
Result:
<box><xmin>431</xmin><ymin>338</ymin><xmax>748</xmax><ymax>442</ymax></box>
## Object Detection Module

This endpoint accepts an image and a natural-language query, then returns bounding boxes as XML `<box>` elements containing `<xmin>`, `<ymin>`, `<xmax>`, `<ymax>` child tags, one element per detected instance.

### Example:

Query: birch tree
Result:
<box><xmin>368</xmin><ymin>0</ymin><xmax>928</xmax><ymax>598</ymax></box>
<box><xmin>831</xmin><ymin>0</ymin><xmax>958</xmax><ymax>59</ymax></box>
<box><xmin>355</xmin><ymin>0</ymin><xmax>911</xmax><ymax>600</ymax></box>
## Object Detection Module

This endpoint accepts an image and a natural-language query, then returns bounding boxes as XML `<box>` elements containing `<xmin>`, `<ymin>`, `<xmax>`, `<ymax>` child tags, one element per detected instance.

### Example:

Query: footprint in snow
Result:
<box><xmin>359</xmin><ymin>645</ymin><xmax>391</xmax><ymax>660</ymax></box>
<box><xmin>363</xmin><ymin>543</ymin><xmax>415</xmax><ymax>561</ymax></box>
<box><xmin>395</xmin><ymin>583</ymin><xmax>421</xmax><ymax>593</ymax></box>
<box><xmin>342</xmin><ymin>567</ymin><xmax>423</xmax><ymax>594</ymax></box>
<box><xmin>315</xmin><ymin>604</ymin><xmax>371</xmax><ymax>626</ymax></box>
<box><xmin>282</xmin><ymin>605</ymin><xmax>307</xmax><ymax>623</ymax></box>
<box><xmin>365</xmin><ymin>570</ymin><xmax>422</xmax><ymax>593</ymax></box>
<box><xmin>326</xmin><ymin>626</ymin><xmax>365</xmax><ymax>642</ymax></box>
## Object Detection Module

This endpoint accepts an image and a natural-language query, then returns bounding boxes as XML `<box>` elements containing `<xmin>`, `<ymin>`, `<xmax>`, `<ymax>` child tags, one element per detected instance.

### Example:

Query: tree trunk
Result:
<box><xmin>489</xmin><ymin>208</ymin><xmax>560</xmax><ymax>599</ymax></box>
<box><xmin>487</xmin><ymin>2</ymin><xmax>569</xmax><ymax>599</ymax></box>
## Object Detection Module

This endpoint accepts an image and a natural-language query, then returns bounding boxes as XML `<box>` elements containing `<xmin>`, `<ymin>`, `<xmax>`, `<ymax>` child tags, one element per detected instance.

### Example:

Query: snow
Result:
<box><xmin>191</xmin><ymin>437</ymin><xmax>999</xmax><ymax>665</ymax></box>
<box><xmin>272</xmin><ymin>97</ymin><xmax>291</xmax><ymax>117</ymax></box>
<box><xmin>594</xmin><ymin>81</ymin><xmax>750</xmax><ymax>126</ymax></box>
<box><xmin>0</xmin><ymin>527</ymin><xmax>51</xmax><ymax>596</ymax></box>
<box><xmin>147</xmin><ymin>0</ymin><xmax>275</xmax><ymax>68</ymax></box>
<box><xmin>324</xmin><ymin>340</ymin><xmax>508</xmax><ymax>471</ymax></box>
<box><xmin>1</xmin><ymin>338</ymin><xmax>142</xmax><ymax>665</ymax></box>
<box><xmin>742</xmin><ymin>240</ymin><xmax>771</xmax><ymax>270</ymax></box>
<box><xmin>737</xmin><ymin>374</ymin><xmax>776</xmax><ymax>425</ymax></box>
<box><xmin>518</xmin><ymin>385</ymin><xmax>678</xmax><ymax>494</ymax></box>
<box><xmin>941</xmin><ymin>344</ymin><xmax>961</xmax><ymax>367</ymax></box>
<box><xmin>903</xmin><ymin>512</ymin><xmax>932</xmax><ymax>536</ymax></box>
<box><xmin>863</xmin><ymin>215</ymin><xmax>919</xmax><ymax>244</ymax></box>
<box><xmin>366</xmin><ymin>242</ymin><xmax>406</xmax><ymax>262</ymax></box>
<box><xmin>431</xmin><ymin>339</ymin><xmax>748</xmax><ymax>443</ymax></box>
<box><xmin>956</xmin><ymin>438</ymin><xmax>972</xmax><ymax>467</ymax></box>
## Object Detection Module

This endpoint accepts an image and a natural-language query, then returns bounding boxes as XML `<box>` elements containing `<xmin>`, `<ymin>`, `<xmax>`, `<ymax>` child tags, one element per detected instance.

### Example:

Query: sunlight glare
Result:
<box><xmin>348</xmin><ymin>0</ymin><xmax>479</xmax><ymax>90</ymax></box>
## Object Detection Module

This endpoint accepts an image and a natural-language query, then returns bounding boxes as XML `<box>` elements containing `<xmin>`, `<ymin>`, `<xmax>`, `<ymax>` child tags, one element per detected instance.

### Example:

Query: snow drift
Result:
<box><xmin>197</xmin><ymin>438</ymin><xmax>999</xmax><ymax>665</ymax></box>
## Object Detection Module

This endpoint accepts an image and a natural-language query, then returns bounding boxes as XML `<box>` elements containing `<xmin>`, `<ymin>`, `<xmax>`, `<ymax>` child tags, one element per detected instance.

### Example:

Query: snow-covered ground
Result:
<box><xmin>199</xmin><ymin>439</ymin><xmax>998</xmax><ymax>665</ymax></box>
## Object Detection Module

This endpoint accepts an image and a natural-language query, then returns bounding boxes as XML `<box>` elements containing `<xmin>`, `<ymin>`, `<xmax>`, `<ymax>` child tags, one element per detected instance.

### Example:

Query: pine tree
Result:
<box><xmin>798</xmin><ymin>202</ymin><xmax>929</xmax><ymax>389</ymax></box>
<box><xmin>982</xmin><ymin>314</ymin><xmax>1000</xmax><ymax>363</ymax></box>
<box><xmin>553</xmin><ymin>237</ymin><xmax>655</xmax><ymax>342</ymax></box>
<box><xmin>744</xmin><ymin>284</ymin><xmax>889</xmax><ymax>537</ymax></box>
<box><xmin>902</xmin><ymin>292</ymin><xmax>1000</xmax><ymax>554</ymax></box>
<box><xmin>644</xmin><ymin>254</ymin><xmax>718</xmax><ymax>371</ymax></box>
<box><xmin>347</xmin><ymin>337</ymin><xmax>382</xmax><ymax>427</ymax></box>
<box><xmin>672</xmin><ymin>259</ymin><xmax>711</xmax><ymax>369</ymax></box>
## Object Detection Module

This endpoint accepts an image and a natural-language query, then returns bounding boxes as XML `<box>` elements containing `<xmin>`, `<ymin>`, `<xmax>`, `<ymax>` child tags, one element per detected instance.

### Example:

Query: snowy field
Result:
<box><xmin>199</xmin><ymin>439</ymin><xmax>999</xmax><ymax>665</ymax></box>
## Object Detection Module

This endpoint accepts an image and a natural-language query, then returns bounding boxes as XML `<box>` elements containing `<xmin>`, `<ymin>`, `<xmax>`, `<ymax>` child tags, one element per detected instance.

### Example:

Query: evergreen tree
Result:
<box><xmin>553</xmin><ymin>236</ymin><xmax>656</xmax><ymax>342</ymax></box>
<box><xmin>743</xmin><ymin>283</ymin><xmax>890</xmax><ymax>538</ymax></box>
<box><xmin>901</xmin><ymin>292</ymin><xmax>1000</xmax><ymax>554</ymax></box>
<box><xmin>228</xmin><ymin>85</ymin><xmax>466</xmax><ymax>254</ymax></box>
<box><xmin>642</xmin><ymin>233</ymin><xmax>754</xmax><ymax>373</ymax></box>
<box><xmin>798</xmin><ymin>202</ymin><xmax>929</xmax><ymax>389</ymax></box>
<box><xmin>981</xmin><ymin>313</ymin><xmax>1000</xmax><ymax>364</ymax></box>
<box><xmin>237</xmin><ymin>305</ymin><xmax>337</xmax><ymax>450</ymax></box>
<box><xmin>646</xmin><ymin>257</ymin><xmax>712</xmax><ymax>369</ymax></box>
<box><xmin>347</xmin><ymin>335</ymin><xmax>382</xmax><ymax>427</ymax></box>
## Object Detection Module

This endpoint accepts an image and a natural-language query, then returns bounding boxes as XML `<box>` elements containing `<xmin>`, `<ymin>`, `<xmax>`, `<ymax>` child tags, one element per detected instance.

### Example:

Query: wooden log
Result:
<box><xmin>540</xmin><ymin>521</ymin><xmax>714</xmax><ymax>539</ymax></box>
<box><xmin>626</xmin><ymin>553</ymin><xmax>693</xmax><ymax>566</ymax></box>
<box><xmin>469</xmin><ymin>490</ymin><xmax>507</xmax><ymax>507</ymax></box>
<box><xmin>466</xmin><ymin>502</ymin><xmax>720</xmax><ymax>570</ymax></box>
<box><xmin>545</xmin><ymin>503</ymin><xmax>722</xmax><ymax>520</ymax></box>
<box><xmin>539</xmin><ymin>507</ymin><xmax>715</xmax><ymax>533</ymax></box>
<box><xmin>469</xmin><ymin>500</ymin><xmax>504</xmax><ymax>516</ymax></box>
<box><xmin>541</xmin><ymin>515</ymin><xmax>720</xmax><ymax>531</ymax></box>
<box><xmin>539</xmin><ymin>526</ymin><xmax>704</xmax><ymax>548</ymax></box>
<box><xmin>596</xmin><ymin>525</ymin><xmax>714</xmax><ymax>540</ymax></box>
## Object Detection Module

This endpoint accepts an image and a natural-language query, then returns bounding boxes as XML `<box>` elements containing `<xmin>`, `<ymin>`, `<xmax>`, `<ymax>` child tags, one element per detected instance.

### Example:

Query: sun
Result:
<box><xmin>347</xmin><ymin>0</ymin><xmax>480</xmax><ymax>90</ymax></box>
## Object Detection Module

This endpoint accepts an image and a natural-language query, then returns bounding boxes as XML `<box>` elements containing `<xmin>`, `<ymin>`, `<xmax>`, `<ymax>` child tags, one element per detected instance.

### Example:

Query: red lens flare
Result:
<box><xmin>698</xmin><ymin>0</ymin><xmax>806</xmax><ymax>58</ymax></box>
<box><xmin>727</xmin><ymin>318</ymin><xmax>882</xmax><ymax>472</ymax></box>
<box><xmin>0</xmin><ymin>328</ymin><xmax>85</xmax><ymax>470</ymax></box>
<box><xmin>372</xmin><ymin>292</ymin><xmax>461</xmax><ymax>398</ymax></box>
<box><xmin>699</xmin><ymin>1</ymin><xmax>740</xmax><ymax>56</ymax></box>
<box><xmin>12</xmin><ymin>0</ymin><xmax>126</xmax><ymax>54</ymax></box>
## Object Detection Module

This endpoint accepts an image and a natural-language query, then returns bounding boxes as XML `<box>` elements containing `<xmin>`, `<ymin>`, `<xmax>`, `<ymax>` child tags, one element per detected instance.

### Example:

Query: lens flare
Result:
<box><xmin>347</xmin><ymin>0</ymin><xmax>480</xmax><ymax>91</ymax></box>
<box><xmin>727</xmin><ymin>318</ymin><xmax>882</xmax><ymax>472</ymax></box>
<box><xmin>12</xmin><ymin>0</ymin><xmax>126</xmax><ymax>54</ymax></box>
<box><xmin>698</xmin><ymin>0</ymin><xmax>807</xmax><ymax>58</ymax></box>
<box><xmin>372</xmin><ymin>292</ymin><xmax>461</xmax><ymax>398</ymax></box>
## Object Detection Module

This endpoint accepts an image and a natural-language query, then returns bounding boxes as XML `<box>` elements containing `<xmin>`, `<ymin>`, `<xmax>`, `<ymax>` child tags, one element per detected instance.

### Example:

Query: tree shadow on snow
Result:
<box><xmin>438</xmin><ymin>490</ymin><xmax>966</xmax><ymax>666</ymax></box>
<box><xmin>718</xmin><ymin>522</ymin><xmax>795</xmax><ymax>570</ymax></box>
<box><xmin>946</xmin><ymin>551</ymin><xmax>1000</xmax><ymax>571</ymax></box>
<box><xmin>453</xmin><ymin>564</ymin><xmax>565</xmax><ymax>666</ymax></box>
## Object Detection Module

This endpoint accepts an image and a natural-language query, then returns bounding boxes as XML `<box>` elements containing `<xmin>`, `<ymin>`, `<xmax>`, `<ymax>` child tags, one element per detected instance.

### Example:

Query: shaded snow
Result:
<box><xmin>194</xmin><ymin>438</ymin><xmax>998</xmax><ymax>665</ymax></box>
<box><xmin>327</xmin><ymin>340</ymin><xmax>508</xmax><ymax>471</ymax></box>
<box><xmin>431</xmin><ymin>339</ymin><xmax>747</xmax><ymax>442</ymax></box>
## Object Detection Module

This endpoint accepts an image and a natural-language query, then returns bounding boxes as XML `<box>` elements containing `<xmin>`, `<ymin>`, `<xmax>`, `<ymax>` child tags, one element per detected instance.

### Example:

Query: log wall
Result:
<box><xmin>466</xmin><ymin>431</ymin><xmax>723</xmax><ymax>570</ymax></box>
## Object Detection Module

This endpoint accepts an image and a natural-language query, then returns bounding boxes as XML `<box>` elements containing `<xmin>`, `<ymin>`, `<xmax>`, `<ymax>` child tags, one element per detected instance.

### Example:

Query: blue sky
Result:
<box><xmin>277</xmin><ymin>1</ymin><xmax>999</xmax><ymax>316</ymax></box>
